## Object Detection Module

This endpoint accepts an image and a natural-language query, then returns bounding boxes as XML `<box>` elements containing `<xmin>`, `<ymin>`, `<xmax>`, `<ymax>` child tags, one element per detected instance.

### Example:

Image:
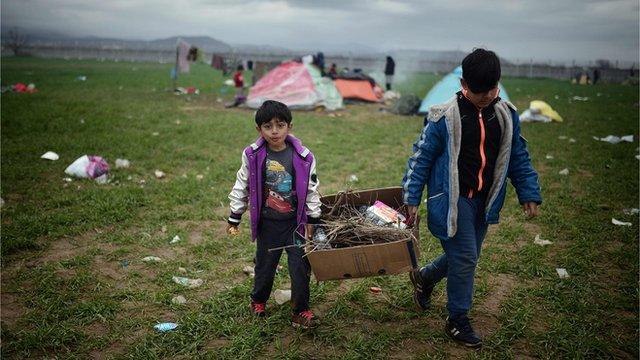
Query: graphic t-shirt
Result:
<box><xmin>262</xmin><ymin>145</ymin><xmax>297</xmax><ymax>220</ymax></box>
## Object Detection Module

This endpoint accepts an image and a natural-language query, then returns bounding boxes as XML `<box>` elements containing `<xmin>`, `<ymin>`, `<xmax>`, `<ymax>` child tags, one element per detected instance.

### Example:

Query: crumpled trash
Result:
<box><xmin>170</xmin><ymin>235</ymin><xmax>181</xmax><ymax>244</ymax></box>
<box><xmin>154</xmin><ymin>322</ymin><xmax>178</xmax><ymax>332</ymax></box>
<box><xmin>120</xmin><ymin>260</ymin><xmax>129</xmax><ymax>268</ymax></box>
<box><xmin>572</xmin><ymin>96</ymin><xmax>589</xmax><ymax>101</ymax></box>
<box><xmin>623</xmin><ymin>208</ymin><xmax>640</xmax><ymax>215</ymax></box>
<box><xmin>76</xmin><ymin>76</ymin><xmax>87</xmax><ymax>81</ymax></box>
<box><xmin>242</xmin><ymin>265</ymin><xmax>255</xmax><ymax>277</ymax></box>
<box><xmin>196</xmin><ymin>174</ymin><xmax>204</xmax><ymax>180</ymax></box>
<box><xmin>178</xmin><ymin>267</ymin><xmax>187</xmax><ymax>273</ymax></box>
<box><xmin>224</xmin><ymin>79</ymin><xmax>234</xmax><ymax>86</ymax></box>
<box><xmin>534</xmin><ymin>234</ymin><xmax>553</xmax><ymax>246</ymax></box>
<box><xmin>568</xmin><ymin>138</ymin><xmax>576</xmax><ymax>143</ymax></box>
<box><xmin>558</xmin><ymin>168</ymin><xmax>569</xmax><ymax>175</ymax></box>
<box><xmin>41</xmin><ymin>151</ymin><xmax>59</xmax><ymax>161</ymax></box>
<box><xmin>558</xmin><ymin>136</ymin><xmax>568</xmax><ymax>140</ymax></box>
<box><xmin>383</xmin><ymin>90</ymin><xmax>401</xmax><ymax>101</ymax></box>
<box><xmin>174</xmin><ymin>87</ymin><xmax>199</xmax><ymax>95</ymax></box>
<box><xmin>520</xmin><ymin>100</ymin><xmax>563</xmax><ymax>123</ymax></box>
<box><xmin>556</xmin><ymin>268</ymin><xmax>570</xmax><ymax>278</ymax></box>
<box><xmin>171</xmin><ymin>295</ymin><xmax>187</xmax><ymax>305</ymax></box>
<box><xmin>155</xmin><ymin>170</ymin><xmax>166</xmax><ymax>179</ymax></box>
<box><xmin>369</xmin><ymin>286</ymin><xmax>382</xmax><ymax>294</ymax></box>
<box><xmin>348</xmin><ymin>174</ymin><xmax>359</xmax><ymax>183</ymax></box>
<box><xmin>612</xmin><ymin>218</ymin><xmax>632</xmax><ymax>226</ymax></box>
<box><xmin>115</xmin><ymin>159</ymin><xmax>130</xmax><ymax>169</ymax></box>
<box><xmin>545</xmin><ymin>154</ymin><xmax>554</xmax><ymax>159</ymax></box>
<box><xmin>64</xmin><ymin>155</ymin><xmax>110</xmax><ymax>182</ymax></box>
<box><xmin>172</xmin><ymin>276</ymin><xmax>203</xmax><ymax>288</ymax></box>
<box><xmin>273</xmin><ymin>289</ymin><xmax>291</xmax><ymax>305</ymax></box>
<box><xmin>13</xmin><ymin>83</ymin><xmax>37</xmax><ymax>93</ymax></box>
<box><xmin>593</xmin><ymin>135</ymin><xmax>634</xmax><ymax>144</ymax></box>
<box><xmin>142</xmin><ymin>256</ymin><xmax>162</xmax><ymax>262</ymax></box>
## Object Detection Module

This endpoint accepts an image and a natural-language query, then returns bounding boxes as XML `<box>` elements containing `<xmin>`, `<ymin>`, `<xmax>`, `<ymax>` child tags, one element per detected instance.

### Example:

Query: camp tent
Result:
<box><xmin>246</xmin><ymin>61</ymin><xmax>343</xmax><ymax>111</ymax></box>
<box><xmin>418</xmin><ymin>66</ymin><xmax>510</xmax><ymax>114</ymax></box>
<box><xmin>334</xmin><ymin>71</ymin><xmax>383</xmax><ymax>102</ymax></box>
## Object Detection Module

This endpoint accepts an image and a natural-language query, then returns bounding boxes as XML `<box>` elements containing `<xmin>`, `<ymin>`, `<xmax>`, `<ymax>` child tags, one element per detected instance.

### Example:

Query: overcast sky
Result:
<box><xmin>2</xmin><ymin>0</ymin><xmax>639</xmax><ymax>63</ymax></box>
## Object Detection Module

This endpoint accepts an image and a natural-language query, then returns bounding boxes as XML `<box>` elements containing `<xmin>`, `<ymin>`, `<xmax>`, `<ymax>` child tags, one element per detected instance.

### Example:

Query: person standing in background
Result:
<box><xmin>384</xmin><ymin>56</ymin><xmax>395</xmax><ymax>91</ymax></box>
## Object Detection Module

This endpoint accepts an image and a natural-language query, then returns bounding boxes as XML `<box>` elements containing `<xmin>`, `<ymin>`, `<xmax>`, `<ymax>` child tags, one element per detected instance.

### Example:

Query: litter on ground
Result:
<box><xmin>171</xmin><ymin>296</ymin><xmax>187</xmax><ymax>305</ymax></box>
<box><xmin>41</xmin><ymin>151</ymin><xmax>59</xmax><ymax>161</ymax></box>
<box><xmin>612</xmin><ymin>218</ymin><xmax>632</xmax><ymax>226</ymax></box>
<box><xmin>64</xmin><ymin>155</ymin><xmax>110</xmax><ymax>181</ymax></box>
<box><xmin>142</xmin><ymin>256</ymin><xmax>162</xmax><ymax>262</ymax></box>
<box><xmin>369</xmin><ymin>286</ymin><xmax>383</xmax><ymax>294</ymax></box>
<box><xmin>170</xmin><ymin>235</ymin><xmax>181</xmax><ymax>244</ymax></box>
<box><xmin>559</xmin><ymin>168</ymin><xmax>569</xmax><ymax>175</ymax></box>
<box><xmin>12</xmin><ymin>83</ymin><xmax>37</xmax><ymax>93</ymax></box>
<box><xmin>623</xmin><ymin>208</ymin><xmax>640</xmax><ymax>215</ymax></box>
<box><xmin>155</xmin><ymin>170</ymin><xmax>166</xmax><ymax>179</ymax></box>
<box><xmin>556</xmin><ymin>268</ymin><xmax>570</xmax><ymax>278</ymax></box>
<box><xmin>242</xmin><ymin>266</ymin><xmax>255</xmax><ymax>277</ymax></box>
<box><xmin>534</xmin><ymin>234</ymin><xmax>553</xmax><ymax>246</ymax></box>
<box><xmin>154</xmin><ymin>323</ymin><xmax>178</xmax><ymax>332</ymax></box>
<box><xmin>519</xmin><ymin>100</ymin><xmax>563</xmax><ymax>123</ymax></box>
<box><xmin>172</xmin><ymin>276</ymin><xmax>203</xmax><ymax>288</ymax></box>
<box><xmin>115</xmin><ymin>159</ymin><xmax>130</xmax><ymax>169</ymax></box>
<box><xmin>593</xmin><ymin>135</ymin><xmax>634</xmax><ymax>144</ymax></box>
<box><xmin>273</xmin><ymin>289</ymin><xmax>291</xmax><ymax>305</ymax></box>
<box><xmin>545</xmin><ymin>154</ymin><xmax>554</xmax><ymax>159</ymax></box>
<box><xmin>174</xmin><ymin>87</ymin><xmax>199</xmax><ymax>95</ymax></box>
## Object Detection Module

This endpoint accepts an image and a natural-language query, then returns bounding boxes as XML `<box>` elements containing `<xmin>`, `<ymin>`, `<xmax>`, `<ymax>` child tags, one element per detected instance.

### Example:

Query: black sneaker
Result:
<box><xmin>409</xmin><ymin>267</ymin><xmax>434</xmax><ymax>311</ymax></box>
<box><xmin>445</xmin><ymin>315</ymin><xmax>482</xmax><ymax>348</ymax></box>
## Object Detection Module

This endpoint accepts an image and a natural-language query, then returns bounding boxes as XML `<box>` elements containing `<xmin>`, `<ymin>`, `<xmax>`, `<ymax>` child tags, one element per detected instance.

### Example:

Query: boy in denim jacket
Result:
<box><xmin>402</xmin><ymin>49</ymin><xmax>542</xmax><ymax>348</ymax></box>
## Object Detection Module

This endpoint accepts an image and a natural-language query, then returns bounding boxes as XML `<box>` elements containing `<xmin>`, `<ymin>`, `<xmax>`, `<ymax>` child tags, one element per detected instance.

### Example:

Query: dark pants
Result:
<box><xmin>421</xmin><ymin>196</ymin><xmax>488</xmax><ymax>318</ymax></box>
<box><xmin>251</xmin><ymin>218</ymin><xmax>311</xmax><ymax>313</ymax></box>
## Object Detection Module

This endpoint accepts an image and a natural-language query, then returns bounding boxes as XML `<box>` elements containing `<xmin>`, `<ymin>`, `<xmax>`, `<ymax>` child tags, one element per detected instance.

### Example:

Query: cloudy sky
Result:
<box><xmin>2</xmin><ymin>0</ymin><xmax>639</xmax><ymax>63</ymax></box>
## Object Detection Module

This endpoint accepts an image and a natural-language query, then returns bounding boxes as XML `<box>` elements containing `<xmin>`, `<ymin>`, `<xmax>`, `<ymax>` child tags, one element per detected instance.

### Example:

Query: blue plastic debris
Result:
<box><xmin>154</xmin><ymin>322</ymin><xmax>178</xmax><ymax>332</ymax></box>
<box><xmin>120</xmin><ymin>260</ymin><xmax>129</xmax><ymax>268</ymax></box>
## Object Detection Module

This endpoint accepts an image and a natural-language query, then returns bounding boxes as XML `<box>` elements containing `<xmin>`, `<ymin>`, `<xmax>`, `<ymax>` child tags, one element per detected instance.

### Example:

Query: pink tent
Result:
<box><xmin>246</xmin><ymin>61</ymin><xmax>322</xmax><ymax>110</ymax></box>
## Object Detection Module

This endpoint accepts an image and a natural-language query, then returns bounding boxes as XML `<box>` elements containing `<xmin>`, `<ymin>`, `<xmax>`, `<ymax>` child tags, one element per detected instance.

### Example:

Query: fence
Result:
<box><xmin>4</xmin><ymin>45</ymin><xmax>637</xmax><ymax>83</ymax></box>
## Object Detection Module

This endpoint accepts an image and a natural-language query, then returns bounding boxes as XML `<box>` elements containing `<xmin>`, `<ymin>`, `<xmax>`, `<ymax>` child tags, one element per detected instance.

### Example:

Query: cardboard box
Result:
<box><xmin>306</xmin><ymin>187</ymin><xmax>420</xmax><ymax>281</ymax></box>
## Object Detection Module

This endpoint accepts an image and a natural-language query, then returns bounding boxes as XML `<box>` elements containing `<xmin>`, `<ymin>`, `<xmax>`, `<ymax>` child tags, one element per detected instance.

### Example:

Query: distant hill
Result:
<box><xmin>388</xmin><ymin>49</ymin><xmax>467</xmax><ymax>62</ymax></box>
<box><xmin>1</xmin><ymin>28</ymin><xmax>232</xmax><ymax>52</ymax></box>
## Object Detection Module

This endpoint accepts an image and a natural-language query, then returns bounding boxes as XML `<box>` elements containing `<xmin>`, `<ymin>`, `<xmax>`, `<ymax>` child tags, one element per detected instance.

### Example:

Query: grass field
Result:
<box><xmin>1</xmin><ymin>57</ymin><xmax>638</xmax><ymax>359</ymax></box>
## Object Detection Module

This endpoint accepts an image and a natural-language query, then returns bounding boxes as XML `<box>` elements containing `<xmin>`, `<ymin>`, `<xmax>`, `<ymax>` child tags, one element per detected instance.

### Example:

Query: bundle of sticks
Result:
<box><xmin>306</xmin><ymin>200</ymin><xmax>415</xmax><ymax>254</ymax></box>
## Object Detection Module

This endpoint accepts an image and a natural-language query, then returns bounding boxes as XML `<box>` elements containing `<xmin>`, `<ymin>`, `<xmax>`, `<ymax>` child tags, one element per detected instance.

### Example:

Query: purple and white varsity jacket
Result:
<box><xmin>227</xmin><ymin>134</ymin><xmax>321</xmax><ymax>241</ymax></box>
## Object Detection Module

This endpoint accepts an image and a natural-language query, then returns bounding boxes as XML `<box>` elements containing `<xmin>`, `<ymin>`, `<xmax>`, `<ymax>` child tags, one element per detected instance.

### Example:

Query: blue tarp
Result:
<box><xmin>418</xmin><ymin>66</ymin><xmax>510</xmax><ymax>114</ymax></box>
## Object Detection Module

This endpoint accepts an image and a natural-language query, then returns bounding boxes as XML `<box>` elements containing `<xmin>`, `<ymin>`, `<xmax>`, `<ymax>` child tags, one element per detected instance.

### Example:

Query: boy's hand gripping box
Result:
<box><xmin>305</xmin><ymin>187</ymin><xmax>420</xmax><ymax>281</ymax></box>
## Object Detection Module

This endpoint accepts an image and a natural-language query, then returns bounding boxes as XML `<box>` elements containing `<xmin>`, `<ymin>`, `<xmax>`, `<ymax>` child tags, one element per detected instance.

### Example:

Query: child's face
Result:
<box><xmin>460</xmin><ymin>79</ymin><xmax>500</xmax><ymax>108</ymax></box>
<box><xmin>257</xmin><ymin>117</ymin><xmax>292</xmax><ymax>149</ymax></box>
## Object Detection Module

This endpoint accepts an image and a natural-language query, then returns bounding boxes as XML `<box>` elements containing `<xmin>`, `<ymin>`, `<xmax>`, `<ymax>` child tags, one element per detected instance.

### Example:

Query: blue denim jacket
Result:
<box><xmin>401</xmin><ymin>97</ymin><xmax>542</xmax><ymax>241</ymax></box>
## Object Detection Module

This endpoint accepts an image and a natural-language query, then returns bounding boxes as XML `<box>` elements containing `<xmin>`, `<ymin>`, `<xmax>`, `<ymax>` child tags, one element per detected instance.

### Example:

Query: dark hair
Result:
<box><xmin>255</xmin><ymin>100</ymin><xmax>292</xmax><ymax>126</ymax></box>
<box><xmin>461</xmin><ymin>48</ymin><xmax>501</xmax><ymax>93</ymax></box>
<box><xmin>237</xmin><ymin>64</ymin><xmax>244</xmax><ymax>71</ymax></box>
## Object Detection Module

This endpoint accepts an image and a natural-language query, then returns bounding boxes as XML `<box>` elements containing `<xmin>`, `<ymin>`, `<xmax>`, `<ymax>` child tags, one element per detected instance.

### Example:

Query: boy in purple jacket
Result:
<box><xmin>227</xmin><ymin>100</ymin><xmax>321</xmax><ymax>329</ymax></box>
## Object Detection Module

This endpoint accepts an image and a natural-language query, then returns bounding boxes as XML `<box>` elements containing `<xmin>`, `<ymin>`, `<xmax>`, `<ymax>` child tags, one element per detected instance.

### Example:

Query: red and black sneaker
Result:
<box><xmin>292</xmin><ymin>310</ymin><xmax>317</xmax><ymax>329</ymax></box>
<box><xmin>249</xmin><ymin>300</ymin><xmax>266</xmax><ymax>317</ymax></box>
